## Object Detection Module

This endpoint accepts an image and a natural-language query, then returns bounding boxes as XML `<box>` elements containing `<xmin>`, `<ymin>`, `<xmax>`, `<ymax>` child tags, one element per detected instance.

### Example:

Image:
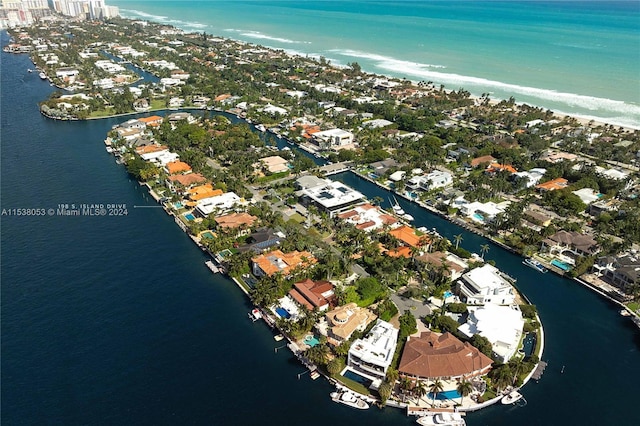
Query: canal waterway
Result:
<box><xmin>2</xmin><ymin>32</ymin><xmax>639</xmax><ymax>425</ymax></box>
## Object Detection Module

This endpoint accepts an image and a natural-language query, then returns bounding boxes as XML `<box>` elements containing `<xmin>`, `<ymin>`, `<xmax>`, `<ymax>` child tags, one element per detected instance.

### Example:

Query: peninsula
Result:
<box><xmin>5</xmin><ymin>13</ymin><xmax>640</xmax><ymax>420</ymax></box>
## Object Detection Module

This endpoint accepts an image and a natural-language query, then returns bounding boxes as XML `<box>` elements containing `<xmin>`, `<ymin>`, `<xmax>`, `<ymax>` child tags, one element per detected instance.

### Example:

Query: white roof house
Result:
<box><xmin>347</xmin><ymin>319</ymin><xmax>398</xmax><ymax>382</ymax></box>
<box><xmin>514</xmin><ymin>168</ymin><xmax>546</xmax><ymax>188</ymax></box>
<box><xmin>362</xmin><ymin>118</ymin><xmax>393</xmax><ymax>129</ymax></box>
<box><xmin>458</xmin><ymin>304</ymin><xmax>524</xmax><ymax>363</ymax></box>
<box><xmin>456</xmin><ymin>264</ymin><xmax>515</xmax><ymax>305</ymax></box>
<box><xmin>313</xmin><ymin>128</ymin><xmax>354</xmax><ymax>148</ymax></box>
<box><xmin>262</xmin><ymin>104</ymin><xmax>288</xmax><ymax>116</ymax></box>
<box><xmin>459</xmin><ymin>200</ymin><xmax>510</xmax><ymax>223</ymax></box>
<box><xmin>407</xmin><ymin>170</ymin><xmax>454</xmax><ymax>191</ymax></box>
<box><xmin>195</xmin><ymin>192</ymin><xmax>241</xmax><ymax>217</ymax></box>
<box><xmin>572</xmin><ymin>188</ymin><xmax>601</xmax><ymax>205</ymax></box>
<box><xmin>299</xmin><ymin>179</ymin><xmax>365</xmax><ymax>216</ymax></box>
<box><xmin>142</xmin><ymin>151</ymin><xmax>180</xmax><ymax>166</ymax></box>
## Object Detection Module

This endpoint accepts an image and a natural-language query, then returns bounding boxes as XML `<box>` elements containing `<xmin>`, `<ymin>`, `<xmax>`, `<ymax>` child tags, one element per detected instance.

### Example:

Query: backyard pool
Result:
<box><xmin>184</xmin><ymin>213</ymin><xmax>195</xmax><ymax>221</ymax></box>
<box><xmin>342</xmin><ymin>369</ymin><xmax>372</xmax><ymax>387</ymax></box>
<box><xmin>551</xmin><ymin>259</ymin><xmax>571</xmax><ymax>271</ymax></box>
<box><xmin>473</xmin><ymin>213</ymin><xmax>485</xmax><ymax>222</ymax></box>
<box><xmin>428</xmin><ymin>389</ymin><xmax>461</xmax><ymax>400</ymax></box>
<box><xmin>275</xmin><ymin>307</ymin><xmax>291</xmax><ymax>319</ymax></box>
<box><xmin>201</xmin><ymin>231</ymin><xmax>215</xmax><ymax>240</ymax></box>
<box><xmin>303</xmin><ymin>335</ymin><xmax>320</xmax><ymax>347</ymax></box>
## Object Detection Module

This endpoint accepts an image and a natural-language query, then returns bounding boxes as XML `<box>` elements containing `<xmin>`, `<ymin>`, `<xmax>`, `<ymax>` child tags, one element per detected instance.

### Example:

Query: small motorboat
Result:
<box><xmin>501</xmin><ymin>390</ymin><xmax>524</xmax><ymax>405</ymax></box>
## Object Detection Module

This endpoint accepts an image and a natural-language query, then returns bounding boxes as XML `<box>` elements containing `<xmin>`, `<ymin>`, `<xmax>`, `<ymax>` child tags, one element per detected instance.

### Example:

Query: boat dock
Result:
<box><xmin>205</xmin><ymin>260</ymin><xmax>220</xmax><ymax>273</ymax></box>
<box><xmin>319</xmin><ymin>161</ymin><xmax>353</xmax><ymax>176</ymax></box>
<box><xmin>532</xmin><ymin>361</ymin><xmax>548</xmax><ymax>381</ymax></box>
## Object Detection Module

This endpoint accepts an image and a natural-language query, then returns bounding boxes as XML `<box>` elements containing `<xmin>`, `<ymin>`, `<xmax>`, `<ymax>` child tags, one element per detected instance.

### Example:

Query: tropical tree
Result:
<box><xmin>413</xmin><ymin>380</ymin><xmax>428</xmax><ymax>404</ymax></box>
<box><xmin>429</xmin><ymin>378</ymin><xmax>444</xmax><ymax>404</ymax></box>
<box><xmin>305</xmin><ymin>343</ymin><xmax>330</xmax><ymax>366</ymax></box>
<box><xmin>454</xmin><ymin>233</ymin><xmax>464</xmax><ymax>249</ymax></box>
<box><xmin>327</xmin><ymin>357</ymin><xmax>342</xmax><ymax>376</ymax></box>
<box><xmin>508</xmin><ymin>357</ymin><xmax>527</xmax><ymax>386</ymax></box>
<box><xmin>480</xmin><ymin>244</ymin><xmax>490</xmax><ymax>260</ymax></box>
<box><xmin>399</xmin><ymin>376</ymin><xmax>413</xmax><ymax>403</ymax></box>
<box><xmin>385</xmin><ymin>367</ymin><xmax>399</xmax><ymax>384</ymax></box>
<box><xmin>456</xmin><ymin>378</ymin><xmax>474</xmax><ymax>405</ymax></box>
<box><xmin>378</xmin><ymin>381</ymin><xmax>393</xmax><ymax>405</ymax></box>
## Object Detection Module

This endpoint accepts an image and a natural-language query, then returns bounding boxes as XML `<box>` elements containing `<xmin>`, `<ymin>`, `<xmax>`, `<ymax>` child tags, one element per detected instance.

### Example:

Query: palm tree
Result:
<box><xmin>413</xmin><ymin>380</ymin><xmax>428</xmax><ymax>404</ymax></box>
<box><xmin>456</xmin><ymin>378</ymin><xmax>474</xmax><ymax>405</ymax></box>
<box><xmin>480</xmin><ymin>244</ymin><xmax>490</xmax><ymax>260</ymax></box>
<box><xmin>428</xmin><ymin>378</ymin><xmax>444</xmax><ymax>404</ymax></box>
<box><xmin>399</xmin><ymin>376</ymin><xmax>413</xmax><ymax>403</ymax></box>
<box><xmin>454</xmin><ymin>233</ymin><xmax>463</xmax><ymax>250</ymax></box>
<box><xmin>508</xmin><ymin>358</ymin><xmax>527</xmax><ymax>386</ymax></box>
<box><xmin>386</xmin><ymin>367</ymin><xmax>399</xmax><ymax>385</ymax></box>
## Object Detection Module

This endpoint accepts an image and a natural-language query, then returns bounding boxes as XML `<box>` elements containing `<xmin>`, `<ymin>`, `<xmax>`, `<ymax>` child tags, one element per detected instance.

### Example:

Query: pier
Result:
<box><xmin>532</xmin><ymin>361</ymin><xmax>548</xmax><ymax>381</ymax></box>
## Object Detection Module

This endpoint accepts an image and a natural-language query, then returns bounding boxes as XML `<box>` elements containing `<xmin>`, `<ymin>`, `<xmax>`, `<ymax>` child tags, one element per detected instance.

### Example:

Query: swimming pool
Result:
<box><xmin>443</xmin><ymin>291</ymin><xmax>453</xmax><ymax>299</ymax></box>
<box><xmin>173</xmin><ymin>202</ymin><xmax>183</xmax><ymax>209</ymax></box>
<box><xmin>275</xmin><ymin>307</ymin><xmax>291</xmax><ymax>319</ymax></box>
<box><xmin>218</xmin><ymin>249</ymin><xmax>233</xmax><ymax>258</ymax></box>
<box><xmin>428</xmin><ymin>389</ymin><xmax>461</xmax><ymax>400</ymax></box>
<box><xmin>473</xmin><ymin>213</ymin><xmax>485</xmax><ymax>222</ymax></box>
<box><xmin>342</xmin><ymin>370</ymin><xmax>372</xmax><ymax>387</ymax></box>
<box><xmin>184</xmin><ymin>213</ymin><xmax>195</xmax><ymax>221</ymax></box>
<box><xmin>303</xmin><ymin>335</ymin><xmax>320</xmax><ymax>347</ymax></box>
<box><xmin>201</xmin><ymin>231</ymin><xmax>215</xmax><ymax>240</ymax></box>
<box><xmin>521</xmin><ymin>332</ymin><xmax>536</xmax><ymax>357</ymax></box>
<box><xmin>551</xmin><ymin>259</ymin><xmax>571</xmax><ymax>271</ymax></box>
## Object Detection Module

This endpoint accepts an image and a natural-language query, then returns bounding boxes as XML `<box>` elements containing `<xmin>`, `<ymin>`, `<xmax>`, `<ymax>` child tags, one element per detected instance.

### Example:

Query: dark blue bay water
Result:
<box><xmin>2</xmin><ymin>31</ymin><xmax>639</xmax><ymax>425</ymax></box>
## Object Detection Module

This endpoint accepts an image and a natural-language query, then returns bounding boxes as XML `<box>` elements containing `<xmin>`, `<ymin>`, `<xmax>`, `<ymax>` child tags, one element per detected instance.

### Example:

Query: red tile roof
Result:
<box><xmin>399</xmin><ymin>331</ymin><xmax>493</xmax><ymax>379</ymax></box>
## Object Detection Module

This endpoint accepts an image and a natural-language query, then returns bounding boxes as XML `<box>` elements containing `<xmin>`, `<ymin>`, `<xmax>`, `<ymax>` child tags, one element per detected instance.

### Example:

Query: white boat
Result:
<box><xmin>522</xmin><ymin>258</ymin><xmax>548</xmax><ymax>273</ymax></box>
<box><xmin>274</xmin><ymin>334</ymin><xmax>284</xmax><ymax>341</ymax></box>
<box><xmin>39</xmin><ymin>72</ymin><xmax>47</xmax><ymax>80</ymax></box>
<box><xmin>416</xmin><ymin>412</ymin><xmax>466</xmax><ymax>426</ymax></box>
<box><xmin>390</xmin><ymin>196</ymin><xmax>405</xmax><ymax>215</ymax></box>
<box><xmin>205</xmin><ymin>260</ymin><xmax>219</xmax><ymax>273</ymax></box>
<box><xmin>403</xmin><ymin>213</ymin><xmax>414</xmax><ymax>221</ymax></box>
<box><xmin>249</xmin><ymin>308</ymin><xmax>262</xmax><ymax>322</ymax></box>
<box><xmin>501</xmin><ymin>390</ymin><xmax>524</xmax><ymax>405</ymax></box>
<box><xmin>330</xmin><ymin>391</ymin><xmax>369</xmax><ymax>410</ymax></box>
<box><xmin>255</xmin><ymin>124</ymin><xmax>266</xmax><ymax>132</ymax></box>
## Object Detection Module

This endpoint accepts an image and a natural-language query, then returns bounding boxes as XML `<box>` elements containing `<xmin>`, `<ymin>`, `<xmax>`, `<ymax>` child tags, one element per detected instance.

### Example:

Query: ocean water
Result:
<box><xmin>113</xmin><ymin>0</ymin><xmax>640</xmax><ymax>128</ymax></box>
<box><xmin>2</xmin><ymin>29</ymin><xmax>640</xmax><ymax>425</ymax></box>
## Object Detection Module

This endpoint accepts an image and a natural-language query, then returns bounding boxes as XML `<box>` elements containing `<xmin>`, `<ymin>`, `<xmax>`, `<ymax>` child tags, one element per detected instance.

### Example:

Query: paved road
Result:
<box><xmin>391</xmin><ymin>291</ymin><xmax>432</xmax><ymax>319</ymax></box>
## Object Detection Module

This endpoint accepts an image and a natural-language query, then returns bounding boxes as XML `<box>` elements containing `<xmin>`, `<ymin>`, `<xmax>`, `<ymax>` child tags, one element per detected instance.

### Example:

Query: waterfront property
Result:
<box><xmin>251</xmin><ymin>249</ymin><xmax>317</xmax><ymax>278</ymax></box>
<box><xmin>456</xmin><ymin>264</ymin><xmax>516</xmax><ymax>305</ymax></box>
<box><xmin>318</xmin><ymin>303</ymin><xmax>377</xmax><ymax>346</ymax></box>
<box><xmin>398</xmin><ymin>331</ymin><xmax>493</xmax><ymax>381</ymax></box>
<box><xmin>288</xmin><ymin>279</ymin><xmax>335</xmax><ymax>311</ymax></box>
<box><xmin>458</xmin><ymin>304</ymin><xmax>525</xmax><ymax>363</ymax></box>
<box><xmin>297</xmin><ymin>178</ymin><xmax>366</xmax><ymax>217</ymax></box>
<box><xmin>347</xmin><ymin>319</ymin><xmax>398</xmax><ymax>385</ymax></box>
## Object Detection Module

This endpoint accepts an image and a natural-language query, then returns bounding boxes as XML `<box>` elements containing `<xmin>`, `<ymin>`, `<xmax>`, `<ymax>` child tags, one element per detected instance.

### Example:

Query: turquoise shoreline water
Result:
<box><xmin>113</xmin><ymin>0</ymin><xmax>640</xmax><ymax>128</ymax></box>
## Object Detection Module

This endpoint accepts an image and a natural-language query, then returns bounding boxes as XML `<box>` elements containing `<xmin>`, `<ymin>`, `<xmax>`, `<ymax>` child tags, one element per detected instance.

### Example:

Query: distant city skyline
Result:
<box><xmin>1</xmin><ymin>0</ymin><xmax>118</xmax><ymax>28</ymax></box>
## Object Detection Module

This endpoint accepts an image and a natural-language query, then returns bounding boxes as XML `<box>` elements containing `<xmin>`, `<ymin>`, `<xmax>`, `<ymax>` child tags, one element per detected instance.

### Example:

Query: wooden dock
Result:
<box><xmin>532</xmin><ymin>361</ymin><xmax>548</xmax><ymax>381</ymax></box>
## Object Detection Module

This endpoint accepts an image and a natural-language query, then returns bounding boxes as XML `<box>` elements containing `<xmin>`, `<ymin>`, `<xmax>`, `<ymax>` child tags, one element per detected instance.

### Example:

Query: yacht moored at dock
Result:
<box><xmin>522</xmin><ymin>258</ymin><xmax>548</xmax><ymax>273</ymax></box>
<box><xmin>249</xmin><ymin>308</ymin><xmax>262</xmax><ymax>322</ymax></box>
<box><xmin>330</xmin><ymin>391</ymin><xmax>369</xmax><ymax>410</ymax></box>
<box><xmin>205</xmin><ymin>260</ymin><xmax>220</xmax><ymax>273</ymax></box>
<box><xmin>416</xmin><ymin>412</ymin><xmax>466</xmax><ymax>426</ymax></box>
